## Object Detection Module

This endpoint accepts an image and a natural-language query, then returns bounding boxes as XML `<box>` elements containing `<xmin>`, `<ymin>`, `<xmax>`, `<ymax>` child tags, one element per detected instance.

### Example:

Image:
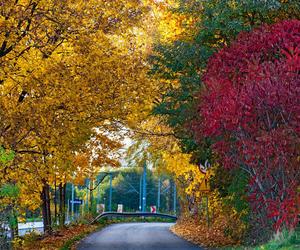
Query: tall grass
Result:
<box><xmin>254</xmin><ymin>229</ymin><xmax>300</xmax><ymax>250</ymax></box>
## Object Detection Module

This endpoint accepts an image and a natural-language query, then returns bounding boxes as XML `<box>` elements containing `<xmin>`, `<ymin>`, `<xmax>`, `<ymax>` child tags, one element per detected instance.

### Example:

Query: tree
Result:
<box><xmin>0</xmin><ymin>0</ymin><xmax>160</xmax><ymax>234</ymax></box>
<box><xmin>150</xmin><ymin>0</ymin><xmax>300</xmax><ymax>161</ymax></box>
<box><xmin>193</xmin><ymin>20</ymin><xmax>300</xmax><ymax>232</ymax></box>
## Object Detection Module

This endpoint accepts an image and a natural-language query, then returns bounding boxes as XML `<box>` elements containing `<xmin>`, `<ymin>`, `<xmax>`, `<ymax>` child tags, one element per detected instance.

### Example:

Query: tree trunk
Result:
<box><xmin>54</xmin><ymin>180</ymin><xmax>57</xmax><ymax>225</ymax></box>
<box><xmin>59</xmin><ymin>183</ymin><xmax>63</xmax><ymax>227</ymax></box>
<box><xmin>90</xmin><ymin>180</ymin><xmax>93</xmax><ymax>213</ymax></box>
<box><xmin>59</xmin><ymin>183</ymin><xmax>66</xmax><ymax>227</ymax></box>
<box><xmin>41</xmin><ymin>183</ymin><xmax>52</xmax><ymax>234</ymax></box>
<box><xmin>10</xmin><ymin>205</ymin><xmax>18</xmax><ymax>239</ymax></box>
<box><xmin>63</xmin><ymin>183</ymin><xmax>66</xmax><ymax>224</ymax></box>
<box><xmin>206</xmin><ymin>195</ymin><xmax>210</xmax><ymax>228</ymax></box>
<box><xmin>168</xmin><ymin>180</ymin><xmax>173</xmax><ymax>213</ymax></box>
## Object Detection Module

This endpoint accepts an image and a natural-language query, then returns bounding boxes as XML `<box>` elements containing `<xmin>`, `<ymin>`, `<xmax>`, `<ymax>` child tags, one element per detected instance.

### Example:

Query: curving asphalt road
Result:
<box><xmin>77</xmin><ymin>222</ymin><xmax>203</xmax><ymax>250</ymax></box>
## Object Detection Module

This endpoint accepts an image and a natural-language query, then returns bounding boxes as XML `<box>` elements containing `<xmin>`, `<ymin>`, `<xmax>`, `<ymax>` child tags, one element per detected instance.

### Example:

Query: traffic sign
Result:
<box><xmin>97</xmin><ymin>204</ymin><xmax>105</xmax><ymax>213</ymax></box>
<box><xmin>117</xmin><ymin>204</ymin><xmax>123</xmax><ymax>213</ymax></box>
<box><xmin>70</xmin><ymin>199</ymin><xmax>83</xmax><ymax>205</ymax></box>
<box><xmin>150</xmin><ymin>205</ymin><xmax>156</xmax><ymax>213</ymax></box>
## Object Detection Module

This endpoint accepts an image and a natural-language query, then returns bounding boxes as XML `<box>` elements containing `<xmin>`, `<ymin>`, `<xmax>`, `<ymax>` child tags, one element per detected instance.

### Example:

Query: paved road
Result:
<box><xmin>77</xmin><ymin>222</ymin><xmax>203</xmax><ymax>250</ymax></box>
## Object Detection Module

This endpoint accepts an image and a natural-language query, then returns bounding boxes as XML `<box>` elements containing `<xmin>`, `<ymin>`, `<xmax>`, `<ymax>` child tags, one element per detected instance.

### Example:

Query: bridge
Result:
<box><xmin>90</xmin><ymin>212</ymin><xmax>177</xmax><ymax>224</ymax></box>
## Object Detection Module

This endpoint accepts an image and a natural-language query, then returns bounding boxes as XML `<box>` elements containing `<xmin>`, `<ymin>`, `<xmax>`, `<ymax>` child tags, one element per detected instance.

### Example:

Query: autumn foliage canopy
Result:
<box><xmin>193</xmin><ymin>20</ymin><xmax>300</xmax><ymax>231</ymax></box>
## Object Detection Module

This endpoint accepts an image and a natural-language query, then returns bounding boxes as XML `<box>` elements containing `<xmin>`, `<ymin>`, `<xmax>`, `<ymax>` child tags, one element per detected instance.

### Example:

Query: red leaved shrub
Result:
<box><xmin>193</xmin><ymin>20</ymin><xmax>300</xmax><ymax>231</ymax></box>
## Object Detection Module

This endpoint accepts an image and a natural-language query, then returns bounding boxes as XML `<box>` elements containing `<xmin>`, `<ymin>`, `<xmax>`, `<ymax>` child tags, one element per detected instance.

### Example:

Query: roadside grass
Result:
<box><xmin>14</xmin><ymin>223</ymin><xmax>101</xmax><ymax>250</ymax></box>
<box><xmin>226</xmin><ymin>228</ymin><xmax>300</xmax><ymax>250</ymax></box>
<box><xmin>253</xmin><ymin>229</ymin><xmax>300</xmax><ymax>250</ymax></box>
<box><xmin>59</xmin><ymin>222</ymin><xmax>107</xmax><ymax>250</ymax></box>
<box><xmin>24</xmin><ymin>217</ymin><xmax>43</xmax><ymax>223</ymax></box>
<box><xmin>173</xmin><ymin>216</ymin><xmax>300</xmax><ymax>250</ymax></box>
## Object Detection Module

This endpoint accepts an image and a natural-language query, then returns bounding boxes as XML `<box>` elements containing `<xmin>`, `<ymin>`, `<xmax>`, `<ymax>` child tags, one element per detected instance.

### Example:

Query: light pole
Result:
<box><xmin>173</xmin><ymin>182</ymin><xmax>177</xmax><ymax>215</ymax></box>
<box><xmin>157</xmin><ymin>177</ymin><xmax>161</xmax><ymax>212</ymax></box>
<box><xmin>109</xmin><ymin>173</ymin><xmax>112</xmax><ymax>211</ymax></box>
<box><xmin>142</xmin><ymin>161</ymin><xmax>147</xmax><ymax>212</ymax></box>
<box><xmin>86</xmin><ymin>179</ymin><xmax>89</xmax><ymax>211</ymax></box>
<box><xmin>97</xmin><ymin>180</ymin><xmax>100</xmax><ymax>204</ymax></box>
<box><xmin>139</xmin><ymin>174</ymin><xmax>142</xmax><ymax>211</ymax></box>
<box><xmin>71</xmin><ymin>183</ymin><xmax>75</xmax><ymax>219</ymax></box>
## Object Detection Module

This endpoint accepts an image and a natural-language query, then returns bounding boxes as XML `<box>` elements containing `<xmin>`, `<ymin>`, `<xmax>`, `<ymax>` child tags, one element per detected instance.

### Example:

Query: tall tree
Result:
<box><xmin>192</xmin><ymin>20</ymin><xmax>300</xmax><ymax>232</ymax></box>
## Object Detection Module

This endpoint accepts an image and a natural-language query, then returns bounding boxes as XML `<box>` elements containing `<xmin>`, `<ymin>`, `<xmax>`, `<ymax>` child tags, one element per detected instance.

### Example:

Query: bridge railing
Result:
<box><xmin>90</xmin><ymin>212</ymin><xmax>177</xmax><ymax>224</ymax></box>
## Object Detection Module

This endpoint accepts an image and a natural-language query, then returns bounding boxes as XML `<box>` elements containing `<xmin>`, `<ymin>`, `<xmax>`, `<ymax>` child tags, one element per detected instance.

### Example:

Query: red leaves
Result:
<box><xmin>193</xmin><ymin>20</ymin><xmax>300</xmax><ymax>231</ymax></box>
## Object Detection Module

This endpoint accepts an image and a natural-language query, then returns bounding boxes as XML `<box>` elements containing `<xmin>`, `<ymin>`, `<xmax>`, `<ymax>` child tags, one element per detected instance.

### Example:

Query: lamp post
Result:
<box><xmin>139</xmin><ymin>175</ymin><xmax>142</xmax><ymax>211</ymax></box>
<box><xmin>109</xmin><ymin>173</ymin><xmax>112</xmax><ymax>211</ymax></box>
<box><xmin>71</xmin><ymin>183</ymin><xmax>74</xmax><ymax>219</ymax></box>
<box><xmin>173</xmin><ymin>182</ymin><xmax>176</xmax><ymax>215</ymax></box>
<box><xmin>142</xmin><ymin>162</ymin><xmax>147</xmax><ymax>212</ymax></box>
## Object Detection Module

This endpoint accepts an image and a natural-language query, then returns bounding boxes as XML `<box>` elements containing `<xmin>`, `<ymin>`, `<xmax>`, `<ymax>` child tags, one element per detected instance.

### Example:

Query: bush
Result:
<box><xmin>193</xmin><ymin>19</ymin><xmax>300</xmax><ymax>232</ymax></box>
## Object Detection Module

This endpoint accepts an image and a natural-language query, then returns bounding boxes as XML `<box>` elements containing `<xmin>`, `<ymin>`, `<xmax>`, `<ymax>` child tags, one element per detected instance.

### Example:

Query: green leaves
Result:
<box><xmin>0</xmin><ymin>147</ymin><xmax>14</xmax><ymax>164</ymax></box>
<box><xmin>149</xmin><ymin>0</ymin><xmax>300</xmax><ymax>164</ymax></box>
<box><xmin>0</xmin><ymin>183</ymin><xmax>19</xmax><ymax>198</ymax></box>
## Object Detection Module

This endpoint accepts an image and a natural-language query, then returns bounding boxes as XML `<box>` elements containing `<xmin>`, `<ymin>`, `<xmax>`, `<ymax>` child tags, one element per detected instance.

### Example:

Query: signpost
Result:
<box><xmin>199</xmin><ymin>160</ymin><xmax>211</xmax><ymax>228</ymax></box>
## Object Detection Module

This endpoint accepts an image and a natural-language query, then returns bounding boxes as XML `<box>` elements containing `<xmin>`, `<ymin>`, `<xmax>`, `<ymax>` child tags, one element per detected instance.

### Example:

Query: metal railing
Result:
<box><xmin>90</xmin><ymin>212</ymin><xmax>177</xmax><ymax>224</ymax></box>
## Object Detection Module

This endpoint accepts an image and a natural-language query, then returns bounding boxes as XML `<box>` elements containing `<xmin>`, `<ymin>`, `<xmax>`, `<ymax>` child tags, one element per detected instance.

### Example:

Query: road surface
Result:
<box><xmin>77</xmin><ymin>222</ymin><xmax>203</xmax><ymax>250</ymax></box>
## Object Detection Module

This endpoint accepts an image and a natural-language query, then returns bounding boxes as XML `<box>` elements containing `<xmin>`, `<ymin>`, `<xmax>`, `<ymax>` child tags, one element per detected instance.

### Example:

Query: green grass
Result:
<box><xmin>24</xmin><ymin>217</ymin><xmax>43</xmax><ymax>223</ymax></box>
<box><xmin>59</xmin><ymin>222</ymin><xmax>107</xmax><ymax>250</ymax></box>
<box><xmin>59</xmin><ymin>233</ymin><xmax>89</xmax><ymax>250</ymax></box>
<box><xmin>226</xmin><ymin>228</ymin><xmax>300</xmax><ymax>250</ymax></box>
<box><xmin>253</xmin><ymin>229</ymin><xmax>300</xmax><ymax>250</ymax></box>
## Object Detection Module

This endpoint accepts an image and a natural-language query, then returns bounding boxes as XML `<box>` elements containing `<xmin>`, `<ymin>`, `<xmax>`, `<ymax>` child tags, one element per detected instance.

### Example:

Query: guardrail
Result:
<box><xmin>90</xmin><ymin>212</ymin><xmax>177</xmax><ymax>224</ymax></box>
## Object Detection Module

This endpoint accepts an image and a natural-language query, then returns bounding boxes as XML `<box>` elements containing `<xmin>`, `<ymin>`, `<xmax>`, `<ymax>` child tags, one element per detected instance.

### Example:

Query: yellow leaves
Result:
<box><xmin>143</xmin><ymin>0</ymin><xmax>199</xmax><ymax>44</ymax></box>
<box><xmin>0</xmin><ymin>0</ymin><xmax>195</xmax><ymax>217</ymax></box>
<box><xmin>0</xmin><ymin>0</ymin><xmax>160</xmax><ymax>211</ymax></box>
<box><xmin>162</xmin><ymin>149</ymin><xmax>208</xmax><ymax>197</ymax></box>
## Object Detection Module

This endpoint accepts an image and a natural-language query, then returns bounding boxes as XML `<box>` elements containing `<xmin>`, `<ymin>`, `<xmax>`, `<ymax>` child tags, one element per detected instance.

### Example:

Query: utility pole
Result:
<box><xmin>67</xmin><ymin>199</ymin><xmax>70</xmax><ymax>222</ymax></box>
<box><xmin>109</xmin><ymin>173</ymin><xmax>112</xmax><ymax>211</ymax></box>
<box><xmin>86</xmin><ymin>179</ymin><xmax>89</xmax><ymax>212</ymax></box>
<box><xmin>157</xmin><ymin>177</ymin><xmax>161</xmax><ymax>212</ymax></box>
<box><xmin>71</xmin><ymin>183</ymin><xmax>74</xmax><ymax>219</ymax></box>
<box><xmin>173</xmin><ymin>182</ymin><xmax>177</xmax><ymax>215</ymax></box>
<box><xmin>139</xmin><ymin>174</ymin><xmax>142</xmax><ymax>211</ymax></box>
<box><xmin>142</xmin><ymin>161</ymin><xmax>147</xmax><ymax>212</ymax></box>
<box><xmin>97</xmin><ymin>179</ymin><xmax>100</xmax><ymax>204</ymax></box>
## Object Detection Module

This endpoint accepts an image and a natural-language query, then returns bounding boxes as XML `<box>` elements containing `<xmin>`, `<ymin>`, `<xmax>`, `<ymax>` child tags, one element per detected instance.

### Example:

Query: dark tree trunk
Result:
<box><xmin>90</xmin><ymin>180</ymin><xmax>93</xmax><ymax>213</ymax></box>
<box><xmin>168</xmin><ymin>180</ymin><xmax>173</xmax><ymax>212</ymax></box>
<box><xmin>41</xmin><ymin>183</ymin><xmax>52</xmax><ymax>234</ymax></box>
<box><xmin>54</xmin><ymin>180</ymin><xmax>57</xmax><ymax>224</ymax></box>
<box><xmin>63</xmin><ymin>183</ymin><xmax>66</xmax><ymax>224</ymax></box>
<box><xmin>59</xmin><ymin>183</ymin><xmax>66</xmax><ymax>227</ymax></box>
